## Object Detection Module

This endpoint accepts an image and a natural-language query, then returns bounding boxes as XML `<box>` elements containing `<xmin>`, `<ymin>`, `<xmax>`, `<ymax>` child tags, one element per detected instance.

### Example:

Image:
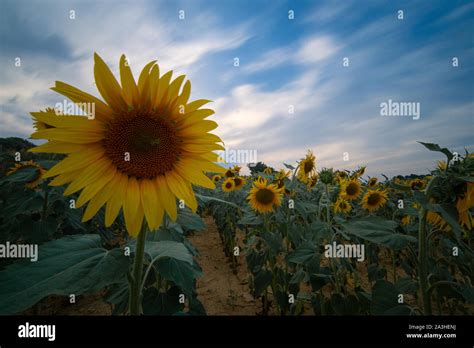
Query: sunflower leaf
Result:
<box><xmin>0</xmin><ymin>234</ymin><xmax>129</xmax><ymax>315</ymax></box>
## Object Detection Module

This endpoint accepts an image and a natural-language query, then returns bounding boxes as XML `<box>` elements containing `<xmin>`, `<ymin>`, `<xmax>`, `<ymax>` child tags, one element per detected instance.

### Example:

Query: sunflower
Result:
<box><xmin>367</xmin><ymin>177</ymin><xmax>378</xmax><ymax>188</ymax></box>
<box><xmin>275</xmin><ymin>169</ymin><xmax>290</xmax><ymax>181</ymax></box>
<box><xmin>409</xmin><ymin>178</ymin><xmax>425</xmax><ymax>191</ymax></box>
<box><xmin>437</xmin><ymin>160</ymin><xmax>447</xmax><ymax>170</ymax></box>
<box><xmin>333</xmin><ymin>197</ymin><xmax>352</xmax><ymax>214</ymax></box>
<box><xmin>233</xmin><ymin>176</ymin><xmax>245</xmax><ymax>190</ymax></box>
<box><xmin>426</xmin><ymin>211</ymin><xmax>451</xmax><ymax>232</ymax></box>
<box><xmin>263</xmin><ymin>167</ymin><xmax>273</xmax><ymax>175</ymax></box>
<box><xmin>222</xmin><ymin>177</ymin><xmax>235</xmax><ymax>192</ymax></box>
<box><xmin>456</xmin><ymin>182</ymin><xmax>473</xmax><ymax>230</ymax></box>
<box><xmin>335</xmin><ymin>170</ymin><xmax>348</xmax><ymax>183</ymax></box>
<box><xmin>361</xmin><ymin>189</ymin><xmax>387</xmax><ymax>212</ymax></box>
<box><xmin>7</xmin><ymin>160</ymin><xmax>46</xmax><ymax>189</ymax></box>
<box><xmin>340</xmin><ymin>178</ymin><xmax>362</xmax><ymax>201</ymax></box>
<box><xmin>232</xmin><ymin>165</ymin><xmax>242</xmax><ymax>173</ymax></box>
<box><xmin>29</xmin><ymin>53</ymin><xmax>225</xmax><ymax>236</ymax></box>
<box><xmin>351</xmin><ymin>166</ymin><xmax>366</xmax><ymax>179</ymax></box>
<box><xmin>401</xmin><ymin>215</ymin><xmax>413</xmax><ymax>226</ymax></box>
<box><xmin>212</xmin><ymin>175</ymin><xmax>221</xmax><ymax>183</ymax></box>
<box><xmin>247</xmin><ymin>177</ymin><xmax>282</xmax><ymax>213</ymax></box>
<box><xmin>308</xmin><ymin>174</ymin><xmax>318</xmax><ymax>189</ymax></box>
<box><xmin>224</xmin><ymin>168</ymin><xmax>235</xmax><ymax>178</ymax></box>
<box><xmin>297</xmin><ymin>150</ymin><xmax>316</xmax><ymax>183</ymax></box>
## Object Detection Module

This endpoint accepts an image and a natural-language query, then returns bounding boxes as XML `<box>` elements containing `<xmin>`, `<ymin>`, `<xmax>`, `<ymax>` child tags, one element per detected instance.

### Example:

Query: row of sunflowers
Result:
<box><xmin>202</xmin><ymin>146</ymin><xmax>473</xmax><ymax>315</ymax></box>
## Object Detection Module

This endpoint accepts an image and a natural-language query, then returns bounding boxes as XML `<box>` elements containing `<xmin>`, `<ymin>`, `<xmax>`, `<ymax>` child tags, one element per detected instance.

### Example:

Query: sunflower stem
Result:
<box><xmin>418</xmin><ymin>207</ymin><xmax>432</xmax><ymax>315</ymax></box>
<box><xmin>129</xmin><ymin>223</ymin><xmax>148</xmax><ymax>315</ymax></box>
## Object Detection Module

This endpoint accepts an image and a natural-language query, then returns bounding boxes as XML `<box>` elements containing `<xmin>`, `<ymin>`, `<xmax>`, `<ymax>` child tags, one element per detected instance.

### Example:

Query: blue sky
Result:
<box><xmin>0</xmin><ymin>0</ymin><xmax>473</xmax><ymax>178</ymax></box>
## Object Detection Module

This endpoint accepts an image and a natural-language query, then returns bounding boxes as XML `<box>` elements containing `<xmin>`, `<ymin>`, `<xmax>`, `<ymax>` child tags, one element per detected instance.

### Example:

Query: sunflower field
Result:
<box><xmin>0</xmin><ymin>54</ymin><xmax>472</xmax><ymax>317</ymax></box>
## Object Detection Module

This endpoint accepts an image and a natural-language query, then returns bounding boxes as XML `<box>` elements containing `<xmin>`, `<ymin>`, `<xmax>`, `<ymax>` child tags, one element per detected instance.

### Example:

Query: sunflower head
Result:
<box><xmin>319</xmin><ymin>168</ymin><xmax>333</xmax><ymax>185</ymax></box>
<box><xmin>222</xmin><ymin>177</ymin><xmax>235</xmax><ymax>192</ymax></box>
<box><xmin>225</xmin><ymin>169</ymin><xmax>235</xmax><ymax>178</ymax></box>
<box><xmin>367</xmin><ymin>177</ymin><xmax>378</xmax><ymax>188</ymax></box>
<box><xmin>401</xmin><ymin>215</ymin><xmax>413</xmax><ymax>226</ymax></box>
<box><xmin>361</xmin><ymin>189</ymin><xmax>388</xmax><ymax>212</ymax></box>
<box><xmin>456</xmin><ymin>182</ymin><xmax>473</xmax><ymax>230</ymax></box>
<box><xmin>297</xmin><ymin>150</ymin><xmax>316</xmax><ymax>183</ymax></box>
<box><xmin>351</xmin><ymin>166</ymin><xmax>366</xmax><ymax>179</ymax></box>
<box><xmin>410</xmin><ymin>178</ymin><xmax>426</xmax><ymax>191</ymax></box>
<box><xmin>437</xmin><ymin>160</ymin><xmax>447</xmax><ymax>171</ymax></box>
<box><xmin>333</xmin><ymin>197</ymin><xmax>352</xmax><ymax>214</ymax></box>
<box><xmin>7</xmin><ymin>160</ymin><xmax>46</xmax><ymax>189</ymax></box>
<box><xmin>233</xmin><ymin>176</ymin><xmax>246</xmax><ymax>190</ymax></box>
<box><xmin>340</xmin><ymin>178</ymin><xmax>362</xmax><ymax>201</ymax></box>
<box><xmin>308</xmin><ymin>174</ymin><xmax>318</xmax><ymax>189</ymax></box>
<box><xmin>263</xmin><ymin>167</ymin><xmax>273</xmax><ymax>175</ymax></box>
<box><xmin>29</xmin><ymin>53</ymin><xmax>225</xmax><ymax>236</ymax></box>
<box><xmin>232</xmin><ymin>165</ymin><xmax>242</xmax><ymax>173</ymax></box>
<box><xmin>212</xmin><ymin>175</ymin><xmax>222</xmax><ymax>183</ymax></box>
<box><xmin>247</xmin><ymin>177</ymin><xmax>283</xmax><ymax>213</ymax></box>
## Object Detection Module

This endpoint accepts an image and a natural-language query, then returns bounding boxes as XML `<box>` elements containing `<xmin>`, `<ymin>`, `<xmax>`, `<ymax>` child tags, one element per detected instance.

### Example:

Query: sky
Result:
<box><xmin>0</xmin><ymin>0</ymin><xmax>473</xmax><ymax>178</ymax></box>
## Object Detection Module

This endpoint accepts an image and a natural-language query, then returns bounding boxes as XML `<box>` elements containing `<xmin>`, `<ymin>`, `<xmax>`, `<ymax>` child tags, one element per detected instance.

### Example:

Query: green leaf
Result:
<box><xmin>143</xmin><ymin>240</ymin><xmax>193</xmax><ymax>264</ymax></box>
<box><xmin>155</xmin><ymin>258</ymin><xmax>201</xmax><ymax>295</ymax></box>
<box><xmin>196</xmin><ymin>193</ymin><xmax>240</xmax><ymax>209</ymax></box>
<box><xmin>0</xmin><ymin>167</ymin><xmax>38</xmax><ymax>185</ymax></box>
<box><xmin>283</xmin><ymin>163</ymin><xmax>295</xmax><ymax>170</ymax></box>
<box><xmin>287</xmin><ymin>243</ymin><xmax>317</xmax><ymax>264</ymax></box>
<box><xmin>371</xmin><ymin>280</ymin><xmax>413</xmax><ymax>315</ymax></box>
<box><xmin>0</xmin><ymin>234</ymin><xmax>130</xmax><ymax>314</ymax></box>
<box><xmin>341</xmin><ymin>217</ymin><xmax>417</xmax><ymax>250</ymax></box>
<box><xmin>418</xmin><ymin>141</ymin><xmax>453</xmax><ymax>162</ymax></box>
<box><xmin>176</xmin><ymin>208</ymin><xmax>205</xmax><ymax>231</ymax></box>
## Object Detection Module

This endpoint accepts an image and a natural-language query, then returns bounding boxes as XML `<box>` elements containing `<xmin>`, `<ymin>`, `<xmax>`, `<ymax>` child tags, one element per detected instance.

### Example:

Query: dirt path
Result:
<box><xmin>188</xmin><ymin>216</ymin><xmax>257</xmax><ymax>315</ymax></box>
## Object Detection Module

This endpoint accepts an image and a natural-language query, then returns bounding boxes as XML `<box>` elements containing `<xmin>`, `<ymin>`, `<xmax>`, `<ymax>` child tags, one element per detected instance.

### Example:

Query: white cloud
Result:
<box><xmin>296</xmin><ymin>36</ymin><xmax>340</xmax><ymax>64</ymax></box>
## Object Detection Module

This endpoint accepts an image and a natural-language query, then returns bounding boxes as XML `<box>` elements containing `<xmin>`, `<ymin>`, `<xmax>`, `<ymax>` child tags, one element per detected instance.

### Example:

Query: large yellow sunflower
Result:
<box><xmin>247</xmin><ymin>177</ymin><xmax>282</xmax><ymax>213</ymax></box>
<box><xmin>297</xmin><ymin>150</ymin><xmax>316</xmax><ymax>183</ymax></box>
<box><xmin>29</xmin><ymin>53</ymin><xmax>225</xmax><ymax>236</ymax></box>
<box><xmin>212</xmin><ymin>175</ymin><xmax>222</xmax><ymax>183</ymax></box>
<box><xmin>7</xmin><ymin>160</ymin><xmax>46</xmax><ymax>189</ymax></box>
<box><xmin>340</xmin><ymin>178</ymin><xmax>362</xmax><ymax>201</ymax></box>
<box><xmin>361</xmin><ymin>189</ymin><xmax>388</xmax><ymax>212</ymax></box>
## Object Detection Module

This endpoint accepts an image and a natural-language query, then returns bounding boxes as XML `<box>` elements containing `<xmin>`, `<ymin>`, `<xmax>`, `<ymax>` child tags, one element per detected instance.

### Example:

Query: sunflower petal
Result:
<box><xmin>140</xmin><ymin>179</ymin><xmax>163</xmax><ymax>231</ymax></box>
<box><xmin>94</xmin><ymin>53</ymin><xmax>128</xmax><ymax>111</ymax></box>
<box><xmin>119</xmin><ymin>54</ymin><xmax>140</xmax><ymax>107</ymax></box>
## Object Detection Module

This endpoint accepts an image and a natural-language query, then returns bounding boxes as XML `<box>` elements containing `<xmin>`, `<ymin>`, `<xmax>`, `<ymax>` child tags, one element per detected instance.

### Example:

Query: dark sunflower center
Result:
<box><xmin>256</xmin><ymin>188</ymin><xmax>275</xmax><ymax>205</ymax></box>
<box><xmin>346</xmin><ymin>183</ymin><xmax>359</xmax><ymax>196</ymax></box>
<box><xmin>339</xmin><ymin>202</ymin><xmax>347</xmax><ymax>209</ymax></box>
<box><xmin>234</xmin><ymin>178</ymin><xmax>242</xmax><ymax>186</ymax></box>
<box><xmin>303</xmin><ymin>160</ymin><xmax>314</xmax><ymax>173</ymax></box>
<box><xmin>367</xmin><ymin>193</ymin><xmax>381</xmax><ymax>205</ymax></box>
<box><xmin>226</xmin><ymin>182</ymin><xmax>232</xmax><ymax>189</ymax></box>
<box><xmin>103</xmin><ymin>112</ymin><xmax>181</xmax><ymax>179</ymax></box>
